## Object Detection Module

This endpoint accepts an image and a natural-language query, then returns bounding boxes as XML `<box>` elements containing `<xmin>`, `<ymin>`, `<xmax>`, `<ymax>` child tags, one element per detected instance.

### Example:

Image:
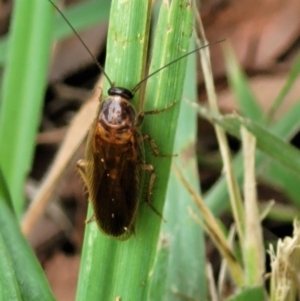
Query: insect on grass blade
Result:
<box><xmin>47</xmin><ymin>0</ymin><xmax>224</xmax><ymax>240</ymax></box>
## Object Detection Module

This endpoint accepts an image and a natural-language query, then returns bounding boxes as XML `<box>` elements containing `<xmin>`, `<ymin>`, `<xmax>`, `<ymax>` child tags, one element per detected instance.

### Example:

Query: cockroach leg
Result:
<box><xmin>78</xmin><ymin>161</ymin><xmax>95</xmax><ymax>224</ymax></box>
<box><xmin>143</xmin><ymin>134</ymin><xmax>177</xmax><ymax>158</ymax></box>
<box><xmin>85</xmin><ymin>214</ymin><xmax>96</xmax><ymax>224</ymax></box>
<box><xmin>76</xmin><ymin>159</ymin><xmax>86</xmax><ymax>170</ymax></box>
<box><xmin>136</xmin><ymin>101</ymin><xmax>177</xmax><ymax>126</ymax></box>
<box><xmin>144</xmin><ymin>100</ymin><xmax>177</xmax><ymax>116</ymax></box>
<box><xmin>76</xmin><ymin>159</ymin><xmax>89</xmax><ymax>188</ymax></box>
<box><xmin>142</xmin><ymin>163</ymin><xmax>166</xmax><ymax>222</ymax></box>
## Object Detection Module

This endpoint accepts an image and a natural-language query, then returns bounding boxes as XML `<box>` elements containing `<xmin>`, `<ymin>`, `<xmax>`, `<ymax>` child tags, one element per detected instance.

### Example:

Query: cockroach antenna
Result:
<box><xmin>47</xmin><ymin>0</ymin><xmax>114</xmax><ymax>87</ymax></box>
<box><xmin>131</xmin><ymin>39</ymin><xmax>225</xmax><ymax>94</ymax></box>
<box><xmin>47</xmin><ymin>0</ymin><xmax>224</xmax><ymax>94</ymax></box>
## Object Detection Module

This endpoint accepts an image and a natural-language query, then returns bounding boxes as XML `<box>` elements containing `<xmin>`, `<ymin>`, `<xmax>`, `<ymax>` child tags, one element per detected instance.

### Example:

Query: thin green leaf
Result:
<box><xmin>0</xmin><ymin>166</ymin><xmax>55</xmax><ymax>300</ymax></box>
<box><xmin>242</xmin><ymin>128</ymin><xmax>264</xmax><ymax>286</ymax></box>
<box><xmin>197</xmin><ymin>107</ymin><xmax>300</xmax><ymax>181</ymax></box>
<box><xmin>0</xmin><ymin>0</ymin><xmax>55</xmax><ymax>215</ymax></box>
<box><xmin>225</xmin><ymin>286</ymin><xmax>265</xmax><ymax>301</ymax></box>
<box><xmin>196</xmin><ymin>17</ymin><xmax>245</xmax><ymax>247</ymax></box>
<box><xmin>149</xmin><ymin>237</ymin><xmax>170</xmax><ymax>301</ymax></box>
<box><xmin>0</xmin><ymin>234</ymin><xmax>22</xmax><ymax>301</ymax></box>
<box><xmin>156</xmin><ymin>39</ymin><xmax>207</xmax><ymax>300</ymax></box>
<box><xmin>267</xmin><ymin>52</ymin><xmax>300</xmax><ymax>120</ymax></box>
<box><xmin>223</xmin><ymin>43</ymin><xmax>264</xmax><ymax>122</ymax></box>
<box><xmin>76</xmin><ymin>0</ymin><xmax>193</xmax><ymax>300</ymax></box>
<box><xmin>262</xmin><ymin>102</ymin><xmax>300</xmax><ymax>207</ymax></box>
<box><xmin>206</xmin><ymin>102</ymin><xmax>300</xmax><ymax>215</ymax></box>
<box><xmin>206</xmin><ymin>46</ymin><xmax>300</xmax><ymax>215</ymax></box>
<box><xmin>266</xmin><ymin>163</ymin><xmax>300</xmax><ymax>207</ymax></box>
<box><xmin>0</xmin><ymin>172</ymin><xmax>55</xmax><ymax>301</ymax></box>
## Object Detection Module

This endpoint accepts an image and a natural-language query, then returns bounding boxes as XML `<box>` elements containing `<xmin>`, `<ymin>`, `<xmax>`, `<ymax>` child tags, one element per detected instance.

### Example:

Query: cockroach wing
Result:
<box><xmin>85</xmin><ymin>120</ymin><xmax>145</xmax><ymax>239</ymax></box>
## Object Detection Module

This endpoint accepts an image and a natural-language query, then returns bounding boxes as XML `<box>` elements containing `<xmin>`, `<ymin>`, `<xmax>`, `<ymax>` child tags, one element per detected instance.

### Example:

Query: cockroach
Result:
<box><xmin>76</xmin><ymin>86</ymin><xmax>173</xmax><ymax>239</ymax></box>
<box><xmin>48</xmin><ymin>0</ymin><xmax>223</xmax><ymax>239</ymax></box>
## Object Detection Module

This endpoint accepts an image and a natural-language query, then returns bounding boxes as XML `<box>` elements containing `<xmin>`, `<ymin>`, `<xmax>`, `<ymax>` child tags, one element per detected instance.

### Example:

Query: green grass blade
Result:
<box><xmin>0</xmin><ymin>167</ymin><xmax>22</xmax><ymax>301</ymax></box>
<box><xmin>196</xmin><ymin>21</ymin><xmax>245</xmax><ymax>246</ymax></box>
<box><xmin>0</xmin><ymin>0</ymin><xmax>55</xmax><ymax>215</ymax></box>
<box><xmin>223</xmin><ymin>43</ymin><xmax>264</xmax><ymax>122</ymax></box>
<box><xmin>76</xmin><ymin>1</ymin><xmax>152</xmax><ymax>300</ymax></box>
<box><xmin>76</xmin><ymin>0</ymin><xmax>193</xmax><ymax>300</ymax></box>
<box><xmin>270</xmin><ymin>102</ymin><xmax>300</xmax><ymax>138</ymax></box>
<box><xmin>0</xmin><ymin>169</ymin><xmax>55</xmax><ymax>301</ymax></box>
<box><xmin>0</xmin><ymin>35</ymin><xmax>8</xmax><ymax>65</ymax></box>
<box><xmin>197</xmin><ymin>107</ymin><xmax>300</xmax><ymax>180</ymax></box>
<box><xmin>0</xmin><ymin>233</ymin><xmax>22</xmax><ymax>301</ymax></box>
<box><xmin>262</xmin><ymin>102</ymin><xmax>300</xmax><ymax>207</ymax></box>
<box><xmin>266</xmin><ymin>163</ymin><xmax>300</xmax><ymax>207</ymax></box>
<box><xmin>153</xmin><ymin>39</ymin><xmax>207</xmax><ymax>300</ymax></box>
<box><xmin>0</xmin><ymin>200</ymin><xmax>56</xmax><ymax>301</ymax></box>
<box><xmin>242</xmin><ymin>129</ymin><xmax>265</xmax><ymax>285</ymax></box>
<box><xmin>221</xmin><ymin>47</ymin><xmax>300</xmax><ymax>211</ymax></box>
<box><xmin>267</xmin><ymin>52</ymin><xmax>300</xmax><ymax>120</ymax></box>
<box><xmin>149</xmin><ymin>237</ymin><xmax>169</xmax><ymax>301</ymax></box>
<box><xmin>225</xmin><ymin>286</ymin><xmax>265</xmax><ymax>301</ymax></box>
<box><xmin>206</xmin><ymin>95</ymin><xmax>300</xmax><ymax>215</ymax></box>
